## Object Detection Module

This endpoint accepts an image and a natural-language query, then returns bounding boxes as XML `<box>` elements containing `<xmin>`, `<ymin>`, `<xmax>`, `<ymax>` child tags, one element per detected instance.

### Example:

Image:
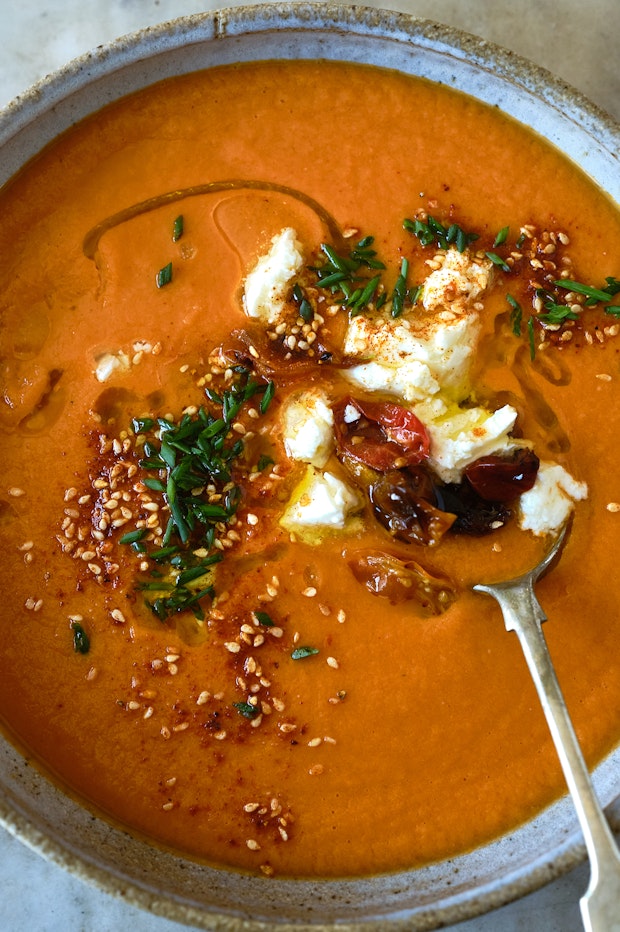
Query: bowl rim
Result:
<box><xmin>1</xmin><ymin>4</ymin><xmax>619</xmax><ymax>930</ymax></box>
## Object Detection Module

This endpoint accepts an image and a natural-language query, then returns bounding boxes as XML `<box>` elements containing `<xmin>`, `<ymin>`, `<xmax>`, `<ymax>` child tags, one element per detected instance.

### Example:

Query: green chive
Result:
<box><xmin>506</xmin><ymin>294</ymin><xmax>522</xmax><ymax>336</ymax></box>
<box><xmin>119</xmin><ymin>529</ymin><xmax>147</xmax><ymax>545</ymax></box>
<box><xmin>493</xmin><ymin>226</ymin><xmax>509</xmax><ymax>247</ymax></box>
<box><xmin>259</xmin><ymin>381</ymin><xmax>275</xmax><ymax>414</ymax></box>
<box><xmin>71</xmin><ymin>621</ymin><xmax>90</xmax><ymax>655</ymax></box>
<box><xmin>233</xmin><ymin>701</ymin><xmax>259</xmax><ymax>719</ymax></box>
<box><xmin>291</xmin><ymin>646</ymin><xmax>319</xmax><ymax>660</ymax></box>
<box><xmin>172</xmin><ymin>215</ymin><xmax>184</xmax><ymax>242</ymax></box>
<box><xmin>253</xmin><ymin>610</ymin><xmax>275</xmax><ymax>627</ymax></box>
<box><xmin>156</xmin><ymin>262</ymin><xmax>173</xmax><ymax>288</ymax></box>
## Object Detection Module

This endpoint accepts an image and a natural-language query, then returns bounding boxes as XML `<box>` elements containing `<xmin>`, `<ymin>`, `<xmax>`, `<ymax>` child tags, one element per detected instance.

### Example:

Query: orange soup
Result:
<box><xmin>1</xmin><ymin>60</ymin><xmax>620</xmax><ymax>879</ymax></box>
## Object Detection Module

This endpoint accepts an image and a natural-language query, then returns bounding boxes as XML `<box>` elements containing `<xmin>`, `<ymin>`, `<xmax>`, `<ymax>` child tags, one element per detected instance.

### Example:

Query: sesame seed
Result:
<box><xmin>326</xmin><ymin>656</ymin><xmax>339</xmax><ymax>669</ymax></box>
<box><xmin>196</xmin><ymin>691</ymin><xmax>211</xmax><ymax>705</ymax></box>
<box><xmin>8</xmin><ymin>487</ymin><xmax>25</xmax><ymax>497</ymax></box>
<box><xmin>606</xmin><ymin>502</ymin><xmax>620</xmax><ymax>513</ymax></box>
<box><xmin>337</xmin><ymin>609</ymin><xmax>346</xmax><ymax>623</ymax></box>
<box><xmin>214</xmin><ymin>730</ymin><xmax>227</xmax><ymax>740</ymax></box>
<box><xmin>162</xmin><ymin>802</ymin><xmax>174</xmax><ymax>811</ymax></box>
<box><xmin>246</xmin><ymin>839</ymin><xmax>261</xmax><ymax>851</ymax></box>
<box><xmin>309</xmin><ymin>764</ymin><xmax>324</xmax><ymax>776</ymax></box>
<box><xmin>596</xmin><ymin>373</ymin><xmax>612</xmax><ymax>381</ymax></box>
<box><xmin>308</xmin><ymin>737</ymin><xmax>322</xmax><ymax>747</ymax></box>
<box><xmin>302</xmin><ymin>586</ymin><xmax>317</xmax><ymax>598</ymax></box>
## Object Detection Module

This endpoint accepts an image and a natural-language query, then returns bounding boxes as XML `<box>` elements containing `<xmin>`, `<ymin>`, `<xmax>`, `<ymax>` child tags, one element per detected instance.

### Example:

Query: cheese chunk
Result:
<box><xmin>424</xmin><ymin>403</ymin><xmax>519</xmax><ymax>484</ymax></box>
<box><xmin>343</xmin><ymin>249</ymin><xmax>493</xmax><ymax>403</ymax></box>
<box><xmin>421</xmin><ymin>247</ymin><xmax>493</xmax><ymax>314</ymax></box>
<box><xmin>518</xmin><ymin>462</ymin><xmax>588</xmax><ymax>536</ymax></box>
<box><xmin>281</xmin><ymin>389</ymin><xmax>335</xmax><ymax>468</ymax></box>
<box><xmin>243</xmin><ymin>227</ymin><xmax>304</xmax><ymax>325</ymax></box>
<box><xmin>94</xmin><ymin>351</ymin><xmax>131</xmax><ymax>382</ymax></box>
<box><xmin>280</xmin><ymin>467</ymin><xmax>360</xmax><ymax>534</ymax></box>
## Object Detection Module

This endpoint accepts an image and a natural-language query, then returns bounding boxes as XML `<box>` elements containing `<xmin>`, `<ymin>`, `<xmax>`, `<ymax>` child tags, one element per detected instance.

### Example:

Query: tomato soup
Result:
<box><xmin>1</xmin><ymin>60</ymin><xmax>620</xmax><ymax>880</ymax></box>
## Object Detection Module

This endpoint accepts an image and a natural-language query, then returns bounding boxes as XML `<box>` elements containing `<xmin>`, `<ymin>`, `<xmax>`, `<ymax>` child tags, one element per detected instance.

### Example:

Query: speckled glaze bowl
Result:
<box><xmin>1</xmin><ymin>4</ymin><xmax>619</xmax><ymax>929</ymax></box>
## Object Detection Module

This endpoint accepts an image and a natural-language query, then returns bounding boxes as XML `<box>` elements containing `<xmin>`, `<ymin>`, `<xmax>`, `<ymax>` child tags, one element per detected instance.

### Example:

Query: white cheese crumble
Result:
<box><xmin>243</xmin><ymin>227</ymin><xmax>304</xmax><ymax>325</ymax></box>
<box><xmin>518</xmin><ymin>462</ymin><xmax>588</xmax><ymax>536</ymax></box>
<box><xmin>421</xmin><ymin>247</ymin><xmax>493</xmax><ymax>314</ymax></box>
<box><xmin>281</xmin><ymin>389</ymin><xmax>335</xmax><ymax>468</ymax></box>
<box><xmin>424</xmin><ymin>404</ymin><xmax>520</xmax><ymax>484</ymax></box>
<box><xmin>94</xmin><ymin>351</ymin><xmax>131</xmax><ymax>383</ymax></box>
<box><xmin>343</xmin><ymin>249</ymin><xmax>493</xmax><ymax>404</ymax></box>
<box><xmin>280</xmin><ymin>466</ymin><xmax>360</xmax><ymax>534</ymax></box>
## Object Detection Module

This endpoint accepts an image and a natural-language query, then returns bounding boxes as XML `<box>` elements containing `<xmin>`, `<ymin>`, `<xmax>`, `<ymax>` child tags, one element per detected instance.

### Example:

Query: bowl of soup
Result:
<box><xmin>1</xmin><ymin>3</ymin><xmax>620</xmax><ymax>929</ymax></box>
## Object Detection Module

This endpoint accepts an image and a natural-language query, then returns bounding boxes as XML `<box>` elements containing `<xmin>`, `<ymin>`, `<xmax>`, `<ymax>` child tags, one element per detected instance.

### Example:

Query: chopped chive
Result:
<box><xmin>291</xmin><ymin>646</ymin><xmax>319</xmax><ymax>660</ymax></box>
<box><xmin>506</xmin><ymin>294</ymin><xmax>522</xmax><ymax>336</ymax></box>
<box><xmin>172</xmin><ymin>215</ymin><xmax>184</xmax><ymax>242</ymax></box>
<box><xmin>485</xmin><ymin>251</ymin><xmax>511</xmax><ymax>273</ymax></box>
<box><xmin>71</xmin><ymin>621</ymin><xmax>90</xmax><ymax>655</ymax></box>
<box><xmin>493</xmin><ymin>226</ymin><xmax>509</xmax><ymax>247</ymax></box>
<box><xmin>119</xmin><ymin>529</ymin><xmax>147</xmax><ymax>545</ymax></box>
<box><xmin>259</xmin><ymin>381</ymin><xmax>275</xmax><ymax>414</ymax></box>
<box><xmin>253</xmin><ymin>610</ymin><xmax>275</xmax><ymax>627</ymax></box>
<box><xmin>156</xmin><ymin>261</ymin><xmax>173</xmax><ymax>288</ymax></box>
<box><xmin>233</xmin><ymin>701</ymin><xmax>259</xmax><ymax>719</ymax></box>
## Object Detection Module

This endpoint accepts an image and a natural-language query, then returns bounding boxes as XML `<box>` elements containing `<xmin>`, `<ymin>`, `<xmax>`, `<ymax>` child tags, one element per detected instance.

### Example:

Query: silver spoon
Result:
<box><xmin>473</xmin><ymin>523</ymin><xmax>620</xmax><ymax>931</ymax></box>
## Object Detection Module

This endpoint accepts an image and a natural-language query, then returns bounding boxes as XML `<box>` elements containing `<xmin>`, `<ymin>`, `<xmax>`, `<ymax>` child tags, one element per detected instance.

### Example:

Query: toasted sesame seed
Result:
<box><xmin>246</xmin><ymin>839</ymin><xmax>261</xmax><ymax>851</ymax></box>
<box><xmin>337</xmin><ymin>609</ymin><xmax>346</xmax><ymax>623</ymax></box>
<box><xmin>309</xmin><ymin>764</ymin><xmax>324</xmax><ymax>776</ymax></box>
<box><xmin>302</xmin><ymin>586</ymin><xmax>317</xmax><ymax>598</ymax></box>
<box><xmin>160</xmin><ymin>726</ymin><xmax>171</xmax><ymax>739</ymax></box>
<box><xmin>196</xmin><ymin>690</ymin><xmax>211</xmax><ymax>705</ymax></box>
<box><xmin>214</xmin><ymin>730</ymin><xmax>227</xmax><ymax>740</ymax></box>
<box><xmin>8</xmin><ymin>487</ymin><xmax>25</xmax><ymax>497</ymax></box>
<box><xmin>326</xmin><ymin>656</ymin><xmax>339</xmax><ymax>669</ymax></box>
<box><xmin>596</xmin><ymin>373</ymin><xmax>612</xmax><ymax>381</ymax></box>
<box><xmin>279</xmin><ymin>723</ymin><xmax>296</xmax><ymax>733</ymax></box>
<box><xmin>606</xmin><ymin>502</ymin><xmax>620</xmax><ymax>513</ymax></box>
<box><xmin>308</xmin><ymin>737</ymin><xmax>322</xmax><ymax>747</ymax></box>
<box><xmin>162</xmin><ymin>802</ymin><xmax>174</xmax><ymax>811</ymax></box>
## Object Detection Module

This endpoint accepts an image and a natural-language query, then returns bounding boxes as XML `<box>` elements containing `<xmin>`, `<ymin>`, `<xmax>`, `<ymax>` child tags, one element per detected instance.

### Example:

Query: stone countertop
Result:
<box><xmin>0</xmin><ymin>1</ymin><xmax>618</xmax><ymax>930</ymax></box>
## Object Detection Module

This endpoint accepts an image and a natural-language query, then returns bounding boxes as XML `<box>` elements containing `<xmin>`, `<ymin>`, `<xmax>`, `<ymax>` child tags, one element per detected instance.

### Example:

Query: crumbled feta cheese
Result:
<box><xmin>343</xmin><ymin>248</ymin><xmax>493</xmax><ymax>403</ymax></box>
<box><xmin>518</xmin><ymin>462</ymin><xmax>588</xmax><ymax>536</ymax></box>
<box><xmin>243</xmin><ymin>227</ymin><xmax>304</xmax><ymax>325</ymax></box>
<box><xmin>425</xmin><ymin>404</ymin><xmax>519</xmax><ymax>483</ymax></box>
<box><xmin>281</xmin><ymin>389</ymin><xmax>335</xmax><ymax>468</ymax></box>
<box><xmin>94</xmin><ymin>351</ymin><xmax>131</xmax><ymax>383</ymax></box>
<box><xmin>280</xmin><ymin>466</ymin><xmax>360</xmax><ymax>534</ymax></box>
<box><xmin>421</xmin><ymin>248</ymin><xmax>493</xmax><ymax>314</ymax></box>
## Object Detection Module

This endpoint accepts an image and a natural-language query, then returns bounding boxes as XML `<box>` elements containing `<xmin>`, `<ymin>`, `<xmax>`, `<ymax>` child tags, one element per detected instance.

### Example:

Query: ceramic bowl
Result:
<box><xmin>1</xmin><ymin>4</ymin><xmax>619</xmax><ymax>929</ymax></box>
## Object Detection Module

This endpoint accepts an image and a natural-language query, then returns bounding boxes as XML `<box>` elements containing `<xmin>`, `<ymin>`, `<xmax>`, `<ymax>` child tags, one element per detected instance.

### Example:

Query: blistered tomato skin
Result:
<box><xmin>333</xmin><ymin>396</ymin><xmax>430</xmax><ymax>471</ymax></box>
<box><xmin>463</xmin><ymin>448</ymin><xmax>540</xmax><ymax>502</ymax></box>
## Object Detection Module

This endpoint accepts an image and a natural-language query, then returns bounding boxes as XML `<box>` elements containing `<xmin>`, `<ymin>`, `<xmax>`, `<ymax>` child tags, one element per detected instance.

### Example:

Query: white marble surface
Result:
<box><xmin>1</xmin><ymin>1</ymin><xmax>619</xmax><ymax>930</ymax></box>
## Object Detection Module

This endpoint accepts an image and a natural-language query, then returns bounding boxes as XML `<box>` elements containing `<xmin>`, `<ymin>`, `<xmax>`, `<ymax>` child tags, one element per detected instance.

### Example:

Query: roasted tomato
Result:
<box><xmin>348</xmin><ymin>549</ymin><xmax>457</xmax><ymax>615</ymax></box>
<box><xmin>333</xmin><ymin>396</ymin><xmax>430</xmax><ymax>471</ymax></box>
<box><xmin>369</xmin><ymin>468</ymin><xmax>456</xmax><ymax>546</ymax></box>
<box><xmin>463</xmin><ymin>448</ymin><xmax>539</xmax><ymax>502</ymax></box>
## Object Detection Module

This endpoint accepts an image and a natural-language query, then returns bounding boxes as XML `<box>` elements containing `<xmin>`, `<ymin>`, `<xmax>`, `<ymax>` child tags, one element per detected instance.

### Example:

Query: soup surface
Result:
<box><xmin>1</xmin><ymin>60</ymin><xmax>620</xmax><ymax>880</ymax></box>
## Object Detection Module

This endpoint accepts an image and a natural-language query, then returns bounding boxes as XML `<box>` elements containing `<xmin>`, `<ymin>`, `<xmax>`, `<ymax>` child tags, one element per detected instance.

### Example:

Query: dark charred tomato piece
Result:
<box><xmin>435</xmin><ymin>482</ymin><xmax>511</xmax><ymax>535</ymax></box>
<box><xmin>369</xmin><ymin>468</ymin><xmax>456</xmax><ymax>546</ymax></box>
<box><xmin>333</xmin><ymin>396</ymin><xmax>430</xmax><ymax>471</ymax></box>
<box><xmin>464</xmin><ymin>448</ymin><xmax>539</xmax><ymax>502</ymax></box>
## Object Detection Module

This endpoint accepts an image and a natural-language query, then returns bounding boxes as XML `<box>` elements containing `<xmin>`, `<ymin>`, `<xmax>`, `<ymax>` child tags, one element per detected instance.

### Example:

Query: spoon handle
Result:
<box><xmin>475</xmin><ymin>578</ymin><xmax>620</xmax><ymax>932</ymax></box>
